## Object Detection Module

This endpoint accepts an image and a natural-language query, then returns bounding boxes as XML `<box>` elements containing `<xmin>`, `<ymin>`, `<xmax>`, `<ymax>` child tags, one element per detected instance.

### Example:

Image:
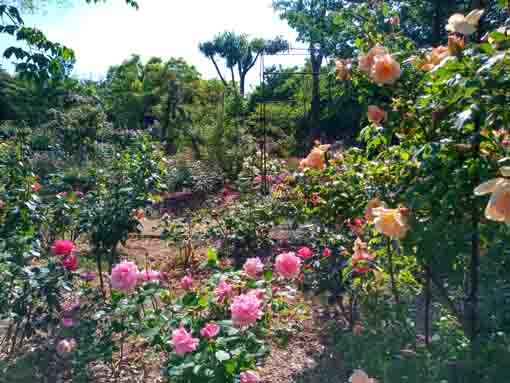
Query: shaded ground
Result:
<box><xmin>261</xmin><ymin>309</ymin><xmax>344</xmax><ymax>383</ymax></box>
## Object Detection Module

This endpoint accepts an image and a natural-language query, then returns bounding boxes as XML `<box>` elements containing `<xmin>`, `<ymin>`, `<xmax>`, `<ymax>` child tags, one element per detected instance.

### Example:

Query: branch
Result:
<box><xmin>242</xmin><ymin>51</ymin><xmax>262</xmax><ymax>77</ymax></box>
<box><xmin>230</xmin><ymin>66</ymin><xmax>236</xmax><ymax>87</ymax></box>
<box><xmin>209</xmin><ymin>56</ymin><xmax>228</xmax><ymax>87</ymax></box>
<box><xmin>427</xmin><ymin>266</ymin><xmax>462</xmax><ymax>320</ymax></box>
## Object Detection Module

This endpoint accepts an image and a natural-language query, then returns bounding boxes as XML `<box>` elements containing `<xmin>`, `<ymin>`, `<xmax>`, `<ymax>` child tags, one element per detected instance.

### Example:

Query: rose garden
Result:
<box><xmin>2</xmin><ymin>1</ymin><xmax>510</xmax><ymax>382</ymax></box>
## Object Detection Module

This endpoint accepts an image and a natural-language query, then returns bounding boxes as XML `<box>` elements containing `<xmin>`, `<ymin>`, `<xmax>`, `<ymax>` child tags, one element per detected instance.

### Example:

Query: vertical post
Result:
<box><xmin>469</xmin><ymin>109</ymin><xmax>481</xmax><ymax>350</ymax></box>
<box><xmin>261</xmin><ymin>53</ymin><xmax>268</xmax><ymax>195</ymax></box>
<box><xmin>425</xmin><ymin>266</ymin><xmax>431</xmax><ymax>346</ymax></box>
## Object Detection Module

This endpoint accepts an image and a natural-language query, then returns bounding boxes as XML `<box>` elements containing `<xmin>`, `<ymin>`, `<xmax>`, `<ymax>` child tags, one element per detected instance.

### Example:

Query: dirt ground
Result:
<box><xmin>1</xmin><ymin>214</ymin><xmax>345</xmax><ymax>383</ymax></box>
<box><xmin>108</xmin><ymin>225</ymin><xmax>345</xmax><ymax>383</ymax></box>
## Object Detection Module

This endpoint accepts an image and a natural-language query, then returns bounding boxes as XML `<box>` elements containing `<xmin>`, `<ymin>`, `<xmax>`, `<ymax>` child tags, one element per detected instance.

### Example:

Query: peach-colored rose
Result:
<box><xmin>335</xmin><ymin>59</ymin><xmax>351</xmax><ymax>80</ymax></box>
<box><xmin>446</xmin><ymin>9</ymin><xmax>484</xmax><ymax>36</ymax></box>
<box><xmin>370</xmin><ymin>54</ymin><xmax>401</xmax><ymax>85</ymax></box>
<box><xmin>367</xmin><ymin>106</ymin><xmax>388</xmax><ymax>124</ymax></box>
<box><xmin>364</xmin><ymin>198</ymin><xmax>386</xmax><ymax>222</ymax></box>
<box><xmin>474</xmin><ymin>167</ymin><xmax>510</xmax><ymax>223</ymax></box>
<box><xmin>372</xmin><ymin>207</ymin><xmax>409</xmax><ymax>239</ymax></box>
<box><xmin>351</xmin><ymin>238</ymin><xmax>375</xmax><ymax>273</ymax></box>
<box><xmin>448</xmin><ymin>35</ymin><xmax>465</xmax><ymax>56</ymax></box>
<box><xmin>418</xmin><ymin>46</ymin><xmax>449</xmax><ymax>71</ymax></box>
<box><xmin>431</xmin><ymin>46</ymin><xmax>450</xmax><ymax>64</ymax></box>
<box><xmin>300</xmin><ymin>145</ymin><xmax>330</xmax><ymax>171</ymax></box>
<box><xmin>358</xmin><ymin>45</ymin><xmax>388</xmax><ymax>74</ymax></box>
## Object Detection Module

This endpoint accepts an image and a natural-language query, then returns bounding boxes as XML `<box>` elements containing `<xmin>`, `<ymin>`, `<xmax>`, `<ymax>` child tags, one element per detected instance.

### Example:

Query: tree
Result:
<box><xmin>0</xmin><ymin>0</ymin><xmax>138</xmax><ymax>81</ymax></box>
<box><xmin>199</xmin><ymin>32</ymin><xmax>288</xmax><ymax>97</ymax></box>
<box><xmin>272</xmin><ymin>0</ymin><xmax>341</xmax><ymax>140</ymax></box>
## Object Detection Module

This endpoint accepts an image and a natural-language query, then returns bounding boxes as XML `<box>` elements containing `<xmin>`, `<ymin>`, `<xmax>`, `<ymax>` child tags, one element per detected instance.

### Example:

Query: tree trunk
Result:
<box><xmin>190</xmin><ymin>135</ymin><xmax>202</xmax><ymax>160</ymax></box>
<box><xmin>239</xmin><ymin>73</ymin><xmax>246</xmax><ymax>98</ymax></box>
<box><xmin>310</xmin><ymin>49</ymin><xmax>323</xmax><ymax>140</ymax></box>
<box><xmin>431</xmin><ymin>0</ymin><xmax>442</xmax><ymax>46</ymax></box>
<box><xmin>230</xmin><ymin>67</ymin><xmax>237</xmax><ymax>90</ymax></box>
<box><xmin>210</xmin><ymin>56</ymin><xmax>228</xmax><ymax>87</ymax></box>
<box><xmin>162</xmin><ymin>79</ymin><xmax>178</xmax><ymax>155</ymax></box>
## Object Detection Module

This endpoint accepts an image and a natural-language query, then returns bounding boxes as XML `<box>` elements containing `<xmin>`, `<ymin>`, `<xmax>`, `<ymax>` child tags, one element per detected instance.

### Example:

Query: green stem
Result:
<box><xmin>387</xmin><ymin>238</ymin><xmax>400</xmax><ymax>305</ymax></box>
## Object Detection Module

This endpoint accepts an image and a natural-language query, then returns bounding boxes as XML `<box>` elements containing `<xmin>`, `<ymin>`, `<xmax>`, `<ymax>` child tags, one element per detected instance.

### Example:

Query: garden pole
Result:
<box><xmin>469</xmin><ymin>109</ymin><xmax>481</xmax><ymax>353</ymax></box>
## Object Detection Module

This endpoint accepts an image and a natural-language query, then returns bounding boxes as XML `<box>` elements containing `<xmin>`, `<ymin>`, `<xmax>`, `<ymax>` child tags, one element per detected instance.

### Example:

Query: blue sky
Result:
<box><xmin>0</xmin><ymin>0</ymin><xmax>306</xmax><ymax>91</ymax></box>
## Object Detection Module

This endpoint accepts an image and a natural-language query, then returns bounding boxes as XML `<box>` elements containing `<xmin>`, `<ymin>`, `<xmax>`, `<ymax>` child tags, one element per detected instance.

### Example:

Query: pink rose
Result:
<box><xmin>180</xmin><ymin>275</ymin><xmax>193</xmax><ymax>290</ymax></box>
<box><xmin>240</xmin><ymin>371</ymin><xmax>260</xmax><ymax>383</ymax></box>
<box><xmin>61</xmin><ymin>317</ymin><xmax>74</xmax><ymax>327</ymax></box>
<box><xmin>243</xmin><ymin>257</ymin><xmax>264</xmax><ymax>278</ymax></box>
<box><xmin>370</xmin><ymin>54</ymin><xmax>401</xmax><ymax>85</ymax></box>
<box><xmin>63</xmin><ymin>298</ymin><xmax>80</xmax><ymax>312</ymax></box>
<box><xmin>367</xmin><ymin>105</ymin><xmax>388</xmax><ymax>123</ymax></box>
<box><xmin>31</xmin><ymin>183</ymin><xmax>42</xmax><ymax>193</ymax></box>
<box><xmin>353</xmin><ymin>323</ymin><xmax>364</xmax><ymax>335</ymax></box>
<box><xmin>56</xmin><ymin>338</ymin><xmax>76</xmax><ymax>355</ymax></box>
<box><xmin>171</xmin><ymin>327</ymin><xmax>199</xmax><ymax>355</ymax></box>
<box><xmin>137</xmin><ymin>269</ymin><xmax>160</xmax><ymax>283</ymax></box>
<box><xmin>311</xmin><ymin>192</ymin><xmax>322</xmax><ymax>206</ymax></box>
<box><xmin>389</xmin><ymin>15</ymin><xmax>400</xmax><ymax>25</ymax></box>
<box><xmin>62</xmin><ymin>255</ymin><xmax>78</xmax><ymax>271</ymax></box>
<box><xmin>0</xmin><ymin>199</ymin><xmax>5</xmax><ymax>209</ymax></box>
<box><xmin>275</xmin><ymin>252</ymin><xmax>302</xmax><ymax>279</ymax></box>
<box><xmin>248</xmin><ymin>289</ymin><xmax>265</xmax><ymax>301</ymax></box>
<box><xmin>51</xmin><ymin>240</ymin><xmax>74</xmax><ymax>257</ymax></box>
<box><xmin>350</xmin><ymin>369</ymin><xmax>376</xmax><ymax>383</ymax></box>
<box><xmin>200</xmin><ymin>323</ymin><xmax>220</xmax><ymax>338</ymax></box>
<box><xmin>215</xmin><ymin>280</ymin><xmax>233</xmax><ymax>303</ymax></box>
<box><xmin>110</xmin><ymin>261</ymin><xmax>139</xmax><ymax>292</ymax></box>
<box><xmin>230</xmin><ymin>293</ymin><xmax>263</xmax><ymax>327</ymax></box>
<box><xmin>352</xmin><ymin>251</ymin><xmax>375</xmax><ymax>273</ymax></box>
<box><xmin>254</xmin><ymin>175</ymin><xmax>262</xmax><ymax>184</ymax></box>
<box><xmin>322</xmin><ymin>248</ymin><xmax>332</xmax><ymax>258</ymax></box>
<box><xmin>297</xmin><ymin>247</ymin><xmax>313</xmax><ymax>259</ymax></box>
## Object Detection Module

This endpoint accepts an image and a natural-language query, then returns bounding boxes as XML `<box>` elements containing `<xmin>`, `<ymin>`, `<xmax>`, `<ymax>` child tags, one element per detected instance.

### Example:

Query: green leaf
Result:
<box><xmin>263</xmin><ymin>270</ymin><xmax>273</xmax><ymax>282</ymax></box>
<box><xmin>142</xmin><ymin>327</ymin><xmax>160</xmax><ymax>340</ymax></box>
<box><xmin>182</xmin><ymin>292</ymin><xmax>198</xmax><ymax>306</ymax></box>
<box><xmin>382</xmin><ymin>3</ymin><xmax>389</xmax><ymax>17</ymax></box>
<box><xmin>215</xmin><ymin>350</ymin><xmax>231</xmax><ymax>361</ymax></box>
<box><xmin>224</xmin><ymin>360</ymin><xmax>236</xmax><ymax>374</ymax></box>
<box><xmin>207</xmin><ymin>248</ymin><xmax>218</xmax><ymax>265</ymax></box>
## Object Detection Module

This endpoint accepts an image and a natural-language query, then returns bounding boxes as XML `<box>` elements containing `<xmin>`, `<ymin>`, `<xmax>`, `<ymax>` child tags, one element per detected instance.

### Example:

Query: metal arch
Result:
<box><xmin>258</xmin><ymin>45</ymin><xmax>336</xmax><ymax>195</ymax></box>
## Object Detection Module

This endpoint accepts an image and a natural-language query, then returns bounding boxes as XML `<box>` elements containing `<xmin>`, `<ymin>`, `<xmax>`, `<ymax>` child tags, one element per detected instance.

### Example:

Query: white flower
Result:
<box><xmin>446</xmin><ymin>9</ymin><xmax>484</xmax><ymax>36</ymax></box>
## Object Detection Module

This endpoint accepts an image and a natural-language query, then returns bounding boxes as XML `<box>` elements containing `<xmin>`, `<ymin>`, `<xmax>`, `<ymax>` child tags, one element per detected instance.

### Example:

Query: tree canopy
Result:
<box><xmin>199</xmin><ymin>31</ymin><xmax>288</xmax><ymax>96</ymax></box>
